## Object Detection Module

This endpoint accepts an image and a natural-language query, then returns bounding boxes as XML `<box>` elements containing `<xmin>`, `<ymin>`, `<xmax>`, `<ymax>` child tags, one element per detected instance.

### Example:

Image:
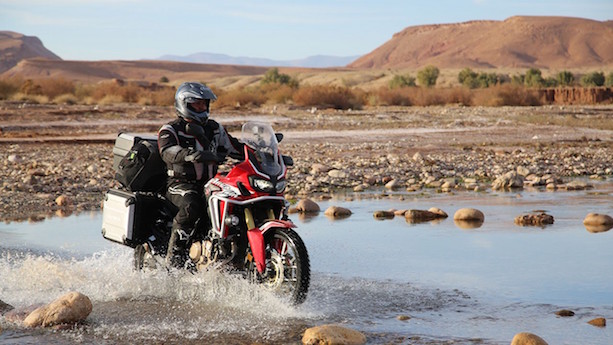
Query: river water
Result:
<box><xmin>1</xmin><ymin>182</ymin><xmax>612</xmax><ymax>344</ymax></box>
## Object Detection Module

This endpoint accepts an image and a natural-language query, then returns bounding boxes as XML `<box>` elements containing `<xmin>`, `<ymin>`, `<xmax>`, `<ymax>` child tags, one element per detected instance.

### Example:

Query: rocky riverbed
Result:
<box><xmin>1</xmin><ymin>103</ymin><xmax>612</xmax><ymax>222</ymax></box>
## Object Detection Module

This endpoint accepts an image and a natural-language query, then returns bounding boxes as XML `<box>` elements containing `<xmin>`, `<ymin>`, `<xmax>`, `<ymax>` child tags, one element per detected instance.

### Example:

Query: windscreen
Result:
<box><xmin>241</xmin><ymin>121</ymin><xmax>281</xmax><ymax>176</ymax></box>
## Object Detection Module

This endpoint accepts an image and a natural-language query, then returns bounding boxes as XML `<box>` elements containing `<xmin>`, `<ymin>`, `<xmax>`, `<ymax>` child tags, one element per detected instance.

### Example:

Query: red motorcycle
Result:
<box><xmin>102</xmin><ymin>121</ymin><xmax>310</xmax><ymax>304</ymax></box>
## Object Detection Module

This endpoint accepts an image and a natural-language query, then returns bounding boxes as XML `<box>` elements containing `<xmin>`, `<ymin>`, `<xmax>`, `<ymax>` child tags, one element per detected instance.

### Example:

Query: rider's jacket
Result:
<box><xmin>158</xmin><ymin>118</ymin><xmax>242</xmax><ymax>183</ymax></box>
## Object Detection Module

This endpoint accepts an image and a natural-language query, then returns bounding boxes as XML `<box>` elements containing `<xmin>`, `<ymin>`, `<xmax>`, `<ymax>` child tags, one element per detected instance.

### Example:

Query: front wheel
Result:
<box><xmin>246</xmin><ymin>228</ymin><xmax>310</xmax><ymax>305</ymax></box>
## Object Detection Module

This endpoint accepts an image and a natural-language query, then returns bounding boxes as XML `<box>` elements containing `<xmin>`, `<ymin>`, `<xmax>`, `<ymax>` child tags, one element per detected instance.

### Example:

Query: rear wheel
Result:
<box><xmin>246</xmin><ymin>228</ymin><xmax>310</xmax><ymax>305</ymax></box>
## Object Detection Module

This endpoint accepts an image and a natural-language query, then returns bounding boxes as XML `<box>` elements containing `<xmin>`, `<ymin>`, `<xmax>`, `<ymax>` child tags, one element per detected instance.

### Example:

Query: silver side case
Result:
<box><xmin>101</xmin><ymin>189</ymin><xmax>136</xmax><ymax>245</ymax></box>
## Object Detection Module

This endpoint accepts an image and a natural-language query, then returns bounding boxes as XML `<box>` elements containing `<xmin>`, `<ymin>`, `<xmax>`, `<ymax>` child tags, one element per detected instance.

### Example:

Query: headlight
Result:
<box><xmin>276</xmin><ymin>180</ymin><xmax>287</xmax><ymax>193</ymax></box>
<box><xmin>251</xmin><ymin>177</ymin><xmax>275</xmax><ymax>192</ymax></box>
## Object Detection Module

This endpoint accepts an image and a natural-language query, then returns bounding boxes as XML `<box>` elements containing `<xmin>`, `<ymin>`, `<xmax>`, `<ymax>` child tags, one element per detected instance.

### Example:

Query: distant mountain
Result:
<box><xmin>349</xmin><ymin>16</ymin><xmax>613</xmax><ymax>69</ymax></box>
<box><xmin>0</xmin><ymin>31</ymin><xmax>61</xmax><ymax>73</ymax></box>
<box><xmin>156</xmin><ymin>52</ymin><xmax>360</xmax><ymax>68</ymax></box>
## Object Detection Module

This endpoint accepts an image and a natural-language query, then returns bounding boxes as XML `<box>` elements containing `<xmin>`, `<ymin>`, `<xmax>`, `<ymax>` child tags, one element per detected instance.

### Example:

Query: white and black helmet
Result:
<box><xmin>175</xmin><ymin>82</ymin><xmax>217</xmax><ymax>124</ymax></box>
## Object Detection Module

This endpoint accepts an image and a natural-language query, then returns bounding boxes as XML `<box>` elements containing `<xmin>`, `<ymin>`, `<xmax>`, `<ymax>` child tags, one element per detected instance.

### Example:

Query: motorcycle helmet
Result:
<box><xmin>175</xmin><ymin>82</ymin><xmax>217</xmax><ymax>124</ymax></box>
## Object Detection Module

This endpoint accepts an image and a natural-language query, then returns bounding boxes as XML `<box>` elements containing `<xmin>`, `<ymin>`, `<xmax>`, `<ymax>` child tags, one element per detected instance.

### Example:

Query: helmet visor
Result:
<box><xmin>186</xmin><ymin>99</ymin><xmax>210</xmax><ymax>113</ymax></box>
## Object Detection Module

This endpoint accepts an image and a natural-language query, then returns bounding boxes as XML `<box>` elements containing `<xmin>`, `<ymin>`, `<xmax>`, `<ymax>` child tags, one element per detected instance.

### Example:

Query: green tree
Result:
<box><xmin>524</xmin><ymin>68</ymin><xmax>544</xmax><ymax>87</ymax></box>
<box><xmin>417</xmin><ymin>65</ymin><xmax>439</xmax><ymax>88</ymax></box>
<box><xmin>389</xmin><ymin>74</ymin><xmax>416</xmax><ymax>89</ymax></box>
<box><xmin>261</xmin><ymin>68</ymin><xmax>298</xmax><ymax>87</ymax></box>
<box><xmin>605</xmin><ymin>72</ymin><xmax>613</xmax><ymax>87</ymax></box>
<box><xmin>581</xmin><ymin>71</ymin><xmax>605</xmax><ymax>87</ymax></box>
<box><xmin>557</xmin><ymin>71</ymin><xmax>575</xmax><ymax>87</ymax></box>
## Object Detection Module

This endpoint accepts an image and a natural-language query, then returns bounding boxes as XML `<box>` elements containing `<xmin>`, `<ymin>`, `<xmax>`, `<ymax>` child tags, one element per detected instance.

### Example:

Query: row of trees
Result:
<box><xmin>389</xmin><ymin>66</ymin><xmax>613</xmax><ymax>89</ymax></box>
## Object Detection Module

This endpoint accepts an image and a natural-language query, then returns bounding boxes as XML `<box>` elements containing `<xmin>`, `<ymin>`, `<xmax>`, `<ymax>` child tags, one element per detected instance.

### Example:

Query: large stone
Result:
<box><xmin>583</xmin><ymin>213</ymin><xmax>613</xmax><ymax>225</ymax></box>
<box><xmin>373</xmin><ymin>210</ymin><xmax>395</xmax><ymax>219</ymax></box>
<box><xmin>324</xmin><ymin>206</ymin><xmax>352</xmax><ymax>219</ymax></box>
<box><xmin>514</xmin><ymin>213</ymin><xmax>554</xmax><ymax>226</ymax></box>
<box><xmin>453</xmin><ymin>208</ymin><xmax>485</xmax><ymax>221</ymax></box>
<box><xmin>583</xmin><ymin>213</ymin><xmax>613</xmax><ymax>233</ymax></box>
<box><xmin>23</xmin><ymin>291</ymin><xmax>92</xmax><ymax>328</ymax></box>
<box><xmin>405</xmin><ymin>209</ymin><xmax>443</xmax><ymax>223</ymax></box>
<box><xmin>302</xmin><ymin>324</ymin><xmax>366</xmax><ymax>345</ymax></box>
<box><xmin>492</xmin><ymin>171</ymin><xmax>524</xmax><ymax>190</ymax></box>
<box><xmin>294</xmin><ymin>199</ymin><xmax>321</xmax><ymax>213</ymax></box>
<box><xmin>511</xmin><ymin>332</ymin><xmax>548</xmax><ymax>345</ymax></box>
<box><xmin>587</xmin><ymin>317</ymin><xmax>606</xmax><ymax>327</ymax></box>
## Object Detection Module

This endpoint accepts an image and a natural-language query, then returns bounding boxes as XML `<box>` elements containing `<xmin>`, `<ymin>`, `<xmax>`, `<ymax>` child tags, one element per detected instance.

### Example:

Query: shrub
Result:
<box><xmin>37</xmin><ymin>78</ymin><xmax>76</xmax><ymax>99</ymax></box>
<box><xmin>292</xmin><ymin>85</ymin><xmax>363</xmax><ymax>109</ymax></box>
<box><xmin>0</xmin><ymin>77</ymin><xmax>22</xmax><ymax>99</ymax></box>
<box><xmin>524</xmin><ymin>68</ymin><xmax>545</xmax><ymax>88</ymax></box>
<box><xmin>473</xmin><ymin>85</ymin><xmax>541</xmax><ymax>106</ymax></box>
<box><xmin>606</xmin><ymin>72</ymin><xmax>613</xmax><ymax>87</ymax></box>
<box><xmin>372</xmin><ymin>87</ymin><xmax>412</xmax><ymax>106</ymax></box>
<box><xmin>557</xmin><ymin>71</ymin><xmax>575</xmax><ymax>86</ymax></box>
<box><xmin>389</xmin><ymin>74</ymin><xmax>416</xmax><ymax>89</ymax></box>
<box><xmin>159</xmin><ymin>76</ymin><xmax>169</xmax><ymax>83</ymax></box>
<box><xmin>261</xmin><ymin>68</ymin><xmax>299</xmax><ymax>88</ymax></box>
<box><xmin>581</xmin><ymin>71</ymin><xmax>605</xmax><ymax>87</ymax></box>
<box><xmin>53</xmin><ymin>93</ymin><xmax>79</xmax><ymax>105</ymax></box>
<box><xmin>417</xmin><ymin>65</ymin><xmax>439</xmax><ymax>88</ymax></box>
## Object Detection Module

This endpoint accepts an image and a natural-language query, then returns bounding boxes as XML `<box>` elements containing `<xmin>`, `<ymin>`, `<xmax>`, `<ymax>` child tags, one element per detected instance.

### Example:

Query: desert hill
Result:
<box><xmin>349</xmin><ymin>16</ymin><xmax>613</xmax><ymax>69</ymax></box>
<box><xmin>0</xmin><ymin>31</ymin><xmax>61</xmax><ymax>74</ymax></box>
<box><xmin>1</xmin><ymin>58</ymin><xmax>272</xmax><ymax>84</ymax></box>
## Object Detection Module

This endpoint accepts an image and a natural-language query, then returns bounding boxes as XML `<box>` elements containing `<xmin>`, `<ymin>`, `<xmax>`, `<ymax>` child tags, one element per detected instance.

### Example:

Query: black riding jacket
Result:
<box><xmin>158</xmin><ymin>118</ymin><xmax>243</xmax><ymax>183</ymax></box>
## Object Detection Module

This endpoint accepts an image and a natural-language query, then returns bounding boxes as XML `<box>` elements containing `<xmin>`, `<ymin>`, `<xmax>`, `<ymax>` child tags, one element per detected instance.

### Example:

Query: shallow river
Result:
<box><xmin>1</xmin><ymin>183</ymin><xmax>612</xmax><ymax>344</ymax></box>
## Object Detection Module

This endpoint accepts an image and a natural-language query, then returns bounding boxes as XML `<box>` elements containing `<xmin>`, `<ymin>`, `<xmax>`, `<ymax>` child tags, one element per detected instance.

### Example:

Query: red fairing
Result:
<box><xmin>247</xmin><ymin>227</ymin><xmax>266</xmax><ymax>273</ymax></box>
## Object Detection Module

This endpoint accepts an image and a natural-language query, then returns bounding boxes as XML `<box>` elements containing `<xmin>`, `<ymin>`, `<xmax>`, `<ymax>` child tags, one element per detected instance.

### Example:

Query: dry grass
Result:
<box><xmin>0</xmin><ymin>73</ymin><xmax>611</xmax><ymax>109</ymax></box>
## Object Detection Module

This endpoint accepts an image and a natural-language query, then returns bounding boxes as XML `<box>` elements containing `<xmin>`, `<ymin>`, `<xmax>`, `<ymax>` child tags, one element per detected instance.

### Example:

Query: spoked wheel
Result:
<box><xmin>133</xmin><ymin>244</ymin><xmax>158</xmax><ymax>270</ymax></box>
<box><xmin>245</xmin><ymin>228</ymin><xmax>310</xmax><ymax>305</ymax></box>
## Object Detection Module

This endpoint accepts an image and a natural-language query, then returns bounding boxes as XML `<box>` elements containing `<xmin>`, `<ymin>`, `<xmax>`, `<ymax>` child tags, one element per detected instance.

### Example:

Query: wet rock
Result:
<box><xmin>302</xmin><ymin>324</ymin><xmax>366</xmax><ymax>345</ymax></box>
<box><xmin>453</xmin><ymin>208</ymin><xmax>485</xmax><ymax>221</ymax></box>
<box><xmin>324</xmin><ymin>206</ymin><xmax>352</xmax><ymax>219</ymax></box>
<box><xmin>373</xmin><ymin>210</ymin><xmax>395</xmax><ymax>219</ymax></box>
<box><xmin>385</xmin><ymin>179</ymin><xmax>400</xmax><ymax>190</ymax></box>
<box><xmin>555</xmin><ymin>309</ymin><xmax>575</xmax><ymax>317</ymax></box>
<box><xmin>396</xmin><ymin>315</ymin><xmax>411</xmax><ymax>321</ymax></box>
<box><xmin>492</xmin><ymin>171</ymin><xmax>524</xmax><ymax>190</ymax></box>
<box><xmin>405</xmin><ymin>209</ymin><xmax>443</xmax><ymax>223</ymax></box>
<box><xmin>583</xmin><ymin>213</ymin><xmax>613</xmax><ymax>226</ymax></box>
<box><xmin>394</xmin><ymin>209</ymin><xmax>407</xmax><ymax>216</ymax></box>
<box><xmin>23</xmin><ymin>291</ymin><xmax>93</xmax><ymax>328</ymax></box>
<box><xmin>511</xmin><ymin>332</ymin><xmax>548</xmax><ymax>345</ymax></box>
<box><xmin>0</xmin><ymin>299</ymin><xmax>14</xmax><ymax>314</ymax></box>
<box><xmin>587</xmin><ymin>317</ymin><xmax>606</xmax><ymax>327</ymax></box>
<box><xmin>290</xmin><ymin>199</ymin><xmax>320</xmax><ymax>213</ymax></box>
<box><xmin>514</xmin><ymin>213</ymin><xmax>554</xmax><ymax>226</ymax></box>
<box><xmin>428</xmin><ymin>207</ymin><xmax>448</xmax><ymax>218</ymax></box>
<box><xmin>55</xmin><ymin>194</ymin><xmax>71</xmax><ymax>207</ymax></box>
<box><xmin>564</xmin><ymin>180</ymin><xmax>592</xmax><ymax>190</ymax></box>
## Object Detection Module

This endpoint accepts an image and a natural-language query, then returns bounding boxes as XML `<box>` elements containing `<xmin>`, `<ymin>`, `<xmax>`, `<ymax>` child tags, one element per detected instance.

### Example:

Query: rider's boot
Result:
<box><xmin>166</xmin><ymin>222</ymin><xmax>189</xmax><ymax>268</ymax></box>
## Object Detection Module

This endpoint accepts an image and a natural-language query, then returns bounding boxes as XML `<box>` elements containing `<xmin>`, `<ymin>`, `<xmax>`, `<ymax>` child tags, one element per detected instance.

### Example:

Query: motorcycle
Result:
<box><xmin>101</xmin><ymin>121</ymin><xmax>310</xmax><ymax>304</ymax></box>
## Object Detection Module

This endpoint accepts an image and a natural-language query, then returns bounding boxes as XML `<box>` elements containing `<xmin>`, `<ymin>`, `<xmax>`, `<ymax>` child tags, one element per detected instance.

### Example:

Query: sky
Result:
<box><xmin>1</xmin><ymin>0</ymin><xmax>612</xmax><ymax>61</ymax></box>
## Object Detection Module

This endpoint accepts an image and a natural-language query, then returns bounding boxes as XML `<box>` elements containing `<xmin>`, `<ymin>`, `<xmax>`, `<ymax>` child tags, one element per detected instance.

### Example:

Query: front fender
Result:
<box><xmin>247</xmin><ymin>220</ymin><xmax>296</xmax><ymax>273</ymax></box>
<box><xmin>260</xmin><ymin>219</ymin><xmax>296</xmax><ymax>234</ymax></box>
<box><xmin>247</xmin><ymin>228</ymin><xmax>266</xmax><ymax>273</ymax></box>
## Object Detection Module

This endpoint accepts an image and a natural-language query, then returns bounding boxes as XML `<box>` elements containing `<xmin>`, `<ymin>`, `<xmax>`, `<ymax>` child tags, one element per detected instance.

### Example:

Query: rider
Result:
<box><xmin>158</xmin><ymin>81</ymin><xmax>243</xmax><ymax>267</ymax></box>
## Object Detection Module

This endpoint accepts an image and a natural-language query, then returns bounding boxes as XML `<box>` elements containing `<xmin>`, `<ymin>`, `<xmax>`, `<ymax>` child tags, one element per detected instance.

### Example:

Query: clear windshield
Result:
<box><xmin>241</xmin><ymin>121</ymin><xmax>281</xmax><ymax>176</ymax></box>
